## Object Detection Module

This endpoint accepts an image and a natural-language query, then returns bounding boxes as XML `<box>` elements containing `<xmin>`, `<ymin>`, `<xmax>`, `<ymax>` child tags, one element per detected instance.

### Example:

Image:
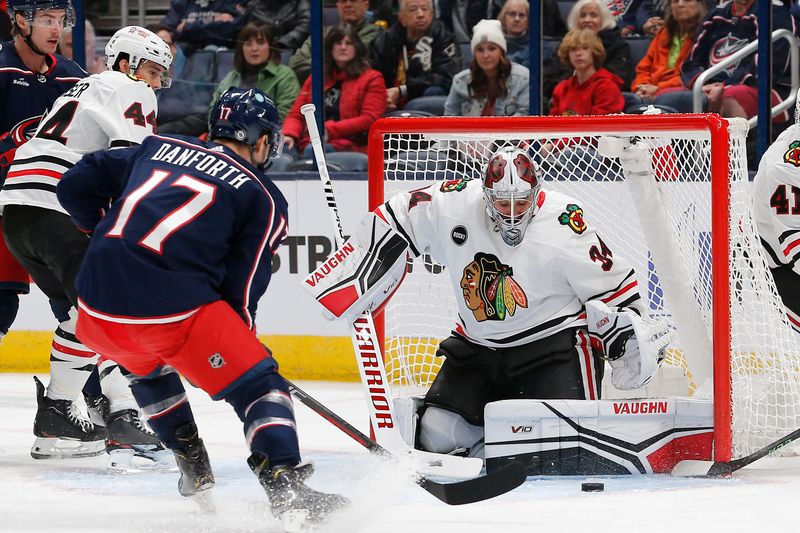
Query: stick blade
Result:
<box><xmin>418</xmin><ymin>461</ymin><xmax>527</xmax><ymax>505</ymax></box>
<box><xmin>671</xmin><ymin>460</ymin><xmax>732</xmax><ymax>477</ymax></box>
<box><xmin>394</xmin><ymin>447</ymin><xmax>484</xmax><ymax>479</ymax></box>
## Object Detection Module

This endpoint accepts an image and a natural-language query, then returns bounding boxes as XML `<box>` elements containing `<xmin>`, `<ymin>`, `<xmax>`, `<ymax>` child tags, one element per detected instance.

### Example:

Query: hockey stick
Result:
<box><xmin>671</xmin><ymin>427</ymin><xmax>800</xmax><ymax>477</ymax></box>
<box><xmin>286</xmin><ymin>380</ymin><xmax>527</xmax><ymax>505</ymax></box>
<box><xmin>299</xmin><ymin>103</ymin><xmax>483</xmax><ymax>479</ymax></box>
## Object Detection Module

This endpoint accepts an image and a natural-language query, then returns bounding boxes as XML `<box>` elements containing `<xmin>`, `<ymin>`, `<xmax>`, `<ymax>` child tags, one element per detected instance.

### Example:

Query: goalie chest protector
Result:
<box><xmin>483</xmin><ymin>398</ymin><xmax>713</xmax><ymax>475</ymax></box>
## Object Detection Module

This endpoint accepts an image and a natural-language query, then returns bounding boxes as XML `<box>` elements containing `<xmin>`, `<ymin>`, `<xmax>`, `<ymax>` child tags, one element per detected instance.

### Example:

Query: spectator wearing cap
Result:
<box><xmin>444</xmin><ymin>19</ymin><xmax>529</xmax><ymax>116</ymax></box>
<box><xmin>289</xmin><ymin>0</ymin><xmax>384</xmax><ymax>83</ymax></box>
<box><xmin>369</xmin><ymin>0</ymin><xmax>461</xmax><ymax>111</ymax></box>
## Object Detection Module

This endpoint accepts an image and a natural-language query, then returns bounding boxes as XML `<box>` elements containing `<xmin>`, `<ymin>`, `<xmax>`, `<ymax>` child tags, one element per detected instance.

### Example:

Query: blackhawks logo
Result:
<box><xmin>460</xmin><ymin>252</ymin><xmax>528</xmax><ymax>322</ymax></box>
<box><xmin>784</xmin><ymin>141</ymin><xmax>800</xmax><ymax>167</ymax></box>
<box><xmin>558</xmin><ymin>204</ymin><xmax>587</xmax><ymax>234</ymax></box>
<box><xmin>440</xmin><ymin>178</ymin><xmax>469</xmax><ymax>192</ymax></box>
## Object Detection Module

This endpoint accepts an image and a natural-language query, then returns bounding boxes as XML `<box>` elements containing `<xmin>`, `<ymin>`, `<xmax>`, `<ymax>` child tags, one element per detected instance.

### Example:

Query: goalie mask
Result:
<box><xmin>482</xmin><ymin>147</ymin><xmax>541</xmax><ymax>246</ymax></box>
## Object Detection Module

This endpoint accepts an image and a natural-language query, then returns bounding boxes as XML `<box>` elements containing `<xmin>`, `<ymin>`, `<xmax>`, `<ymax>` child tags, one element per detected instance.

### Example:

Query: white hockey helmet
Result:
<box><xmin>482</xmin><ymin>146</ymin><xmax>541</xmax><ymax>246</ymax></box>
<box><xmin>105</xmin><ymin>26</ymin><xmax>174</xmax><ymax>87</ymax></box>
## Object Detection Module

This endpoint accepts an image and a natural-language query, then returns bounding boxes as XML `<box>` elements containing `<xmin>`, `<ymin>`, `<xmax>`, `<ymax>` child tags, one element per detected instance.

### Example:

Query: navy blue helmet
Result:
<box><xmin>10</xmin><ymin>0</ymin><xmax>75</xmax><ymax>25</ymax></box>
<box><xmin>209</xmin><ymin>87</ymin><xmax>283</xmax><ymax>159</ymax></box>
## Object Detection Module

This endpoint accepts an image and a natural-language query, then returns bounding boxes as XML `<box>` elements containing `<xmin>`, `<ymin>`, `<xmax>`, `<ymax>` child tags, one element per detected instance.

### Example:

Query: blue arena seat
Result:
<box><xmin>403</xmin><ymin>95</ymin><xmax>447</xmax><ymax>116</ymax></box>
<box><xmin>542</xmin><ymin>36</ymin><xmax>561</xmax><ymax>60</ymax></box>
<box><xmin>325</xmin><ymin>151</ymin><xmax>369</xmax><ymax>171</ymax></box>
<box><xmin>626</xmin><ymin>37</ymin><xmax>652</xmax><ymax>68</ymax></box>
<box><xmin>214</xmin><ymin>49</ymin><xmax>234</xmax><ymax>83</ymax></box>
<box><xmin>157</xmin><ymin>50</ymin><xmax>218</xmax><ymax>126</ymax></box>
<box><xmin>460</xmin><ymin>42</ymin><xmax>473</xmax><ymax>69</ymax></box>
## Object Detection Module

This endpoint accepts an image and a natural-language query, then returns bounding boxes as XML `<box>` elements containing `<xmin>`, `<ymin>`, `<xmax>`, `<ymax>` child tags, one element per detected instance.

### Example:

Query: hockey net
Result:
<box><xmin>366</xmin><ymin>114</ymin><xmax>800</xmax><ymax>462</ymax></box>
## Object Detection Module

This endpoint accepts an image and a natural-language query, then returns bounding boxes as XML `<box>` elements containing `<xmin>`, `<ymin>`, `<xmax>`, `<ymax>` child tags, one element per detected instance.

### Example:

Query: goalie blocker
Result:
<box><xmin>303</xmin><ymin>213</ymin><xmax>410</xmax><ymax>322</ymax></box>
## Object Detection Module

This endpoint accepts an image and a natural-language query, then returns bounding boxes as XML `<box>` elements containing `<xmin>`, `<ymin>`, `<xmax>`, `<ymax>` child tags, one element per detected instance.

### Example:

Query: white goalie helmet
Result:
<box><xmin>105</xmin><ymin>26</ymin><xmax>174</xmax><ymax>87</ymax></box>
<box><xmin>482</xmin><ymin>146</ymin><xmax>542</xmax><ymax>246</ymax></box>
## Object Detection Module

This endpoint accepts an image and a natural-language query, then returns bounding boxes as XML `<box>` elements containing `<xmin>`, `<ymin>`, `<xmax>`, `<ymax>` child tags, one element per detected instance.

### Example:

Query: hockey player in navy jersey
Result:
<box><xmin>1</xmin><ymin>25</ymin><xmax>175</xmax><ymax>468</ymax></box>
<box><xmin>57</xmin><ymin>88</ymin><xmax>349</xmax><ymax>522</ymax></box>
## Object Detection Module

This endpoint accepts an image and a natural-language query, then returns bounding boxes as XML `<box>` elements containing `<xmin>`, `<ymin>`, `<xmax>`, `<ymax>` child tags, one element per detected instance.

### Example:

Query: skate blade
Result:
<box><xmin>280</xmin><ymin>509</ymin><xmax>311</xmax><ymax>533</ymax></box>
<box><xmin>31</xmin><ymin>437</ymin><xmax>105</xmax><ymax>459</ymax></box>
<box><xmin>107</xmin><ymin>448</ymin><xmax>178</xmax><ymax>474</ymax></box>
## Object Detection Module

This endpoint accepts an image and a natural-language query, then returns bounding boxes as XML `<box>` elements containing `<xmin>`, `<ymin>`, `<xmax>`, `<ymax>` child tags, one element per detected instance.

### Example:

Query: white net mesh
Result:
<box><xmin>372</xmin><ymin>115</ymin><xmax>800</xmax><ymax>460</ymax></box>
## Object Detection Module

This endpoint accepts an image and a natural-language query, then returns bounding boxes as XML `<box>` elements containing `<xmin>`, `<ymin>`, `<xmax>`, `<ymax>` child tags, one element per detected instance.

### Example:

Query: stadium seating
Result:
<box><xmin>403</xmin><ymin>95</ymin><xmax>447</xmax><ymax>116</ymax></box>
<box><xmin>626</xmin><ymin>37</ymin><xmax>652</xmax><ymax>69</ymax></box>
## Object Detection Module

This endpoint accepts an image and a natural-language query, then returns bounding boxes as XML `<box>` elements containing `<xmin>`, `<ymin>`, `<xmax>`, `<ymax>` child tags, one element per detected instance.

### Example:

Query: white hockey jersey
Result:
<box><xmin>377</xmin><ymin>178</ymin><xmax>645</xmax><ymax>348</ymax></box>
<box><xmin>0</xmin><ymin>70</ymin><xmax>158</xmax><ymax>214</ymax></box>
<box><xmin>753</xmin><ymin>122</ymin><xmax>800</xmax><ymax>275</ymax></box>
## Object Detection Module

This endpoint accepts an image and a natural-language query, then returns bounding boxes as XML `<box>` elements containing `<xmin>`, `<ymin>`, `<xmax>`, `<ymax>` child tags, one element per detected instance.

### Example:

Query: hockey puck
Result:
<box><xmin>581</xmin><ymin>482</ymin><xmax>605</xmax><ymax>492</ymax></box>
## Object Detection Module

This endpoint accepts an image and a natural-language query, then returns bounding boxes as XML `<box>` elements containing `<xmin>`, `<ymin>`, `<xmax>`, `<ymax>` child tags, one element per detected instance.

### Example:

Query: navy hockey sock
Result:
<box><xmin>224</xmin><ymin>369</ymin><xmax>300</xmax><ymax>467</ymax></box>
<box><xmin>127</xmin><ymin>367</ymin><xmax>194</xmax><ymax>450</ymax></box>
<box><xmin>82</xmin><ymin>366</ymin><xmax>101</xmax><ymax>397</ymax></box>
<box><xmin>0</xmin><ymin>289</ymin><xmax>19</xmax><ymax>334</ymax></box>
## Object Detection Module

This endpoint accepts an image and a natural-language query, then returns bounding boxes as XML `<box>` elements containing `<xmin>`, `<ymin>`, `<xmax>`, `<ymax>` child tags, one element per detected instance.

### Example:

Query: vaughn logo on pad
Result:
<box><xmin>302</xmin><ymin>213</ymin><xmax>410</xmax><ymax>323</ymax></box>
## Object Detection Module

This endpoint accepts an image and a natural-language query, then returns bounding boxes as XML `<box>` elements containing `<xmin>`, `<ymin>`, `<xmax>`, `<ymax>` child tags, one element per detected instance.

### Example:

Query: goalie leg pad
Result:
<box><xmin>418</xmin><ymin>405</ymin><xmax>484</xmax><ymax>458</ymax></box>
<box><xmin>303</xmin><ymin>213</ymin><xmax>409</xmax><ymax>322</ymax></box>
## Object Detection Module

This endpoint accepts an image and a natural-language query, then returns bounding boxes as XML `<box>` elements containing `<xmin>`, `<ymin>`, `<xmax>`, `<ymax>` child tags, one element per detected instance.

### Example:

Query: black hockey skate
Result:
<box><xmin>105</xmin><ymin>408</ymin><xmax>176</xmax><ymax>473</ymax></box>
<box><xmin>173</xmin><ymin>422</ymin><xmax>215</xmax><ymax>497</ymax></box>
<box><xmin>31</xmin><ymin>376</ymin><xmax>105</xmax><ymax>459</ymax></box>
<box><xmin>248</xmin><ymin>452</ymin><xmax>349</xmax><ymax>524</ymax></box>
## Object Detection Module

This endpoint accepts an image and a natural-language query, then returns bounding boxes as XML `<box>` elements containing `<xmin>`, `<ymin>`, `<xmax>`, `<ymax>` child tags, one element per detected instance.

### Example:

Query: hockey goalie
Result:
<box><xmin>304</xmin><ymin>143</ymin><xmax>712</xmax><ymax>475</ymax></box>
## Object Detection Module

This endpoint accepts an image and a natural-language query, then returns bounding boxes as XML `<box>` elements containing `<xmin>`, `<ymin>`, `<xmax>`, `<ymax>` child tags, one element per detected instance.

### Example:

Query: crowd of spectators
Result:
<box><xmin>38</xmin><ymin>0</ymin><xmax>800</xmax><ymax>167</ymax></box>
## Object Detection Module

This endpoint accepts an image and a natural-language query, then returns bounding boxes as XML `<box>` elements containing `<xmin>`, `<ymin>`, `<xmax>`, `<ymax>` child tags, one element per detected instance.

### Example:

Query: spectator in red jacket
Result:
<box><xmin>549</xmin><ymin>28</ymin><xmax>625</xmax><ymax>115</ymax></box>
<box><xmin>283</xmin><ymin>24</ymin><xmax>387</xmax><ymax>156</ymax></box>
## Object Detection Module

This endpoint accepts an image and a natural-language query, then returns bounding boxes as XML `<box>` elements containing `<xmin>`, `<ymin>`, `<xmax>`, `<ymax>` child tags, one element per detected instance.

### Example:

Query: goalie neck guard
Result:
<box><xmin>482</xmin><ymin>147</ymin><xmax>541</xmax><ymax>247</ymax></box>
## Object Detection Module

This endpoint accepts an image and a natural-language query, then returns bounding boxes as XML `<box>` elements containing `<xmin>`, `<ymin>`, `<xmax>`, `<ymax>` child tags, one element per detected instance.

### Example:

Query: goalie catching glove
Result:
<box><xmin>303</xmin><ymin>213</ymin><xmax>410</xmax><ymax>322</ymax></box>
<box><xmin>585</xmin><ymin>300</ymin><xmax>673</xmax><ymax>390</ymax></box>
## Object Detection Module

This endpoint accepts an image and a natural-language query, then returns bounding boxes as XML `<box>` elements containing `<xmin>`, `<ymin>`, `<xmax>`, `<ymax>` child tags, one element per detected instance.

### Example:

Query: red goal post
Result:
<box><xmin>366</xmin><ymin>114</ymin><xmax>800</xmax><ymax>463</ymax></box>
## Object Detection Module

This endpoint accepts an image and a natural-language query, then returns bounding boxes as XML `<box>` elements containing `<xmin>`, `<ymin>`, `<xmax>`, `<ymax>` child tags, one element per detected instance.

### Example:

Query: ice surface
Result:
<box><xmin>2</xmin><ymin>374</ymin><xmax>800</xmax><ymax>533</ymax></box>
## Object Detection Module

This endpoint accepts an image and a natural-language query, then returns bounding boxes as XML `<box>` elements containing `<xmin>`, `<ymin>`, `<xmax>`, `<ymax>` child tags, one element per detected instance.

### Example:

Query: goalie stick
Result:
<box><xmin>671</xmin><ymin>427</ymin><xmax>800</xmax><ymax>477</ymax></box>
<box><xmin>300</xmin><ymin>103</ymin><xmax>483</xmax><ymax>480</ymax></box>
<box><xmin>286</xmin><ymin>380</ymin><xmax>527</xmax><ymax>505</ymax></box>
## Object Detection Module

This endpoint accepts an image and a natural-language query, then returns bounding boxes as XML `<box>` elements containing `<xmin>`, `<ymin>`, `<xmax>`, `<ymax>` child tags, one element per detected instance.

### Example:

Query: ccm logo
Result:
<box><xmin>595</xmin><ymin>316</ymin><xmax>609</xmax><ymax>329</ymax></box>
<box><xmin>613</xmin><ymin>401</ymin><xmax>668</xmax><ymax>414</ymax></box>
<box><xmin>511</xmin><ymin>425</ymin><xmax>533</xmax><ymax>433</ymax></box>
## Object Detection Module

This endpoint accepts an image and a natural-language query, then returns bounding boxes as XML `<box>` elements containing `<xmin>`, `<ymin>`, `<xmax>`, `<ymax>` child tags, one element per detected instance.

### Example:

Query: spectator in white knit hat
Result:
<box><xmin>444</xmin><ymin>18</ymin><xmax>529</xmax><ymax>116</ymax></box>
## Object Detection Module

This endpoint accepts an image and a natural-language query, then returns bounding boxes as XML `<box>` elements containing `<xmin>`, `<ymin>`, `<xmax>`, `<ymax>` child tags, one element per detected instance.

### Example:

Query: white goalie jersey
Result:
<box><xmin>753</xmin><ymin>122</ymin><xmax>800</xmax><ymax>275</ymax></box>
<box><xmin>0</xmin><ymin>70</ymin><xmax>158</xmax><ymax>214</ymax></box>
<box><xmin>376</xmin><ymin>178</ymin><xmax>646</xmax><ymax>348</ymax></box>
